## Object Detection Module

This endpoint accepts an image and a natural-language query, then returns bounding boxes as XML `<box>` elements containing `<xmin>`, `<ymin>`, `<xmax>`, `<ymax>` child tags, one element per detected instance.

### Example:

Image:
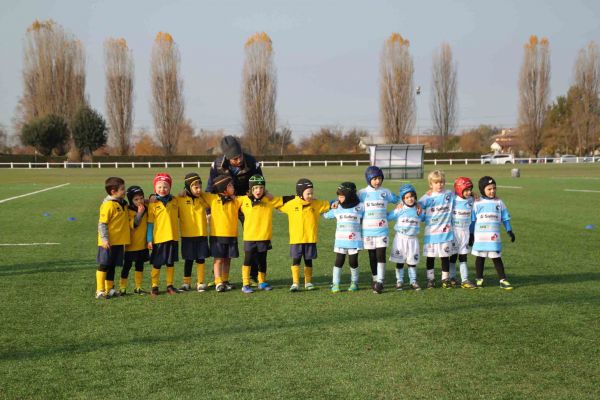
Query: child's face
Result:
<box><xmin>484</xmin><ymin>184</ymin><xmax>496</xmax><ymax>198</ymax></box>
<box><xmin>190</xmin><ymin>181</ymin><xmax>202</xmax><ymax>197</ymax></box>
<box><xmin>302</xmin><ymin>188</ymin><xmax>314</xmax><ymax>201</ymax></box>
<box><xmin>403</xmin><ymin>192</ymin><xmax>416</xmax><ymax>206</ymax></box>
<box><xmin>370</xmin><ymin>176</ymin><xmax>382</xmax><ymax>189</ymax></box>
<box><xmin>462</xmin><ymin>188</ymin><xmax>473</xmax><ymax>198</ymax></box>
<box><xmin>430</xmin><ymin>179</ymin><xmax>445</xmax><ymax>192</ymax></box>
<box><xmin>337</xmin><ymin>194</ymin><xmax>346</xmax><ymax>204</ymax></box>
<box><xmin>252</xmin><ymin>185</ymin><xmax>265</xmax><ymax>198</ymax></box>
<box><xmin>225</xmin><ymin>182</ymin><xmax>235</xmax><ymax>196</ymax></box>
<box><xmin>113</xmin><ymin>185</ymin><xmax>126</xmax><ymax>199</ymax></box>
<box><xmin>132</xmin><ymin>194</ymin><xmax>145</xmax><ymax>207</ymax></box>
<box><xmin>155</xmin><ymin>182</ymin><xmax>170</xmax><ymax>197</ymax></box>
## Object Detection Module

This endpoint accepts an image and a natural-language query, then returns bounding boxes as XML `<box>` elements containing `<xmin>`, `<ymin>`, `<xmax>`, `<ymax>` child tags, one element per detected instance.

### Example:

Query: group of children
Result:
<box><xmin>95</xmin><ymin>167</ymin><xmax>516</xmax><ymax>299</ymax></box>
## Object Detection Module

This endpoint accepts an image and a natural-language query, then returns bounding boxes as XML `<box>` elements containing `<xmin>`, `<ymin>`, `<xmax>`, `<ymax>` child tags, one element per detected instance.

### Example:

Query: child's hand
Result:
<box><xmin>101</xmin><ymin>239</ymin><xmax>110</xmax><ymax>249</ymax></box>
<box><xmin>473</xmin><ymin>193</ymin><xmax>480</xmax><ymax>201</ymax></box>
<box><xmin>265</xmin><ymin>191</ymin><xmax>274</xmax><ymax>200</ymax></box>
<box><xmin>148</xmin><ymin>194</ymin><xmax>157</xmax><ymax>203</ymax></box>
<box><xmin>147</xmin><ymin>242</ymin><xmax>153</xmax><ymax>250</ymax></box>
<box><xmin>137</xmin><ymin>204</ymin><xmax>145</xmax><ymax>213</ymax></box>
<box><xmin>178</xmin><ymin>190</ymin><xmax>186</xmax><ymax>197</ymax></box>
<box><xmin>395</xmin><ymin>203</ymin><xmax>404</xmax><ymax>211</ymax></box>
<box><xmin>508</xmin><ymin>231</ymin><xmax>516</xmax><ymax>242</ymax></box>
<box><xmin>331</xmin><ymin>201</ymin><xmax>339</xmax><ymax>209</ymax></box>
<box><xmin>416</xmin><ymin>204</ymin><xmax>422</xmax><ymax>215</ymax></box>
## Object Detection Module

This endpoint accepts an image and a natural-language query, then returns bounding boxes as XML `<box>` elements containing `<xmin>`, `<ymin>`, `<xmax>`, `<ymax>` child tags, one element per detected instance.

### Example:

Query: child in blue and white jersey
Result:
<box><xmin>358</xmin><ymin>166</ymin><xmax>400</xmax><ymax>294</ymax></box>
<box><xmin>418</xmin><ymin>170</ymin><xmax>455</xmax><ymax>289</ymax></box>
<box><xmin>387</xmin><ymin>184</ymin><xmax>425</xmax><ymax>291</ymax></box>
<box><xmin>323</xmin><ymin>182</ymin><xmax>364</xmax><ymax>293</ymax></box>
<box><xmin>471</xmin><ymin>176</ymin><xmax>516</xmax><ymax>290</ymax></box>
<box><xmin>449</xmin><ymin>177</ymin><xmax>477</xmax><ymax>289</ymax></box>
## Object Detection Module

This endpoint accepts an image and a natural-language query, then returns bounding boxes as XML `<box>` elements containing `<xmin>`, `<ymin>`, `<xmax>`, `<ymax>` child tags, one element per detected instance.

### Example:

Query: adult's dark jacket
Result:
<box><xmin>206</xmin><ymin>153</ymin><xmax>263</xmax><ymax>195</ymax></box>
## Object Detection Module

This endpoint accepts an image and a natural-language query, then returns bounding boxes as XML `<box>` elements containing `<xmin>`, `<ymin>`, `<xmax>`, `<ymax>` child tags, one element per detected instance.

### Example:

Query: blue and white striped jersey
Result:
<box><xmin>452</xmin><ymin>196</ymin><xmax>474</xmax><ymax>231</ymax></box>
<box><xmin>387</xmin><ymin>205</ymin><xmax>424</xmax><ymax>237</ymax></box>
<box><xmin>471</xmin><ymin>197</ymin><xmax>512</xmax><ymax>252</ymax></box>
<box><xmin>357</xmin><ymin>186</ymin><xmax>399</xmax><ymax>237</ymax></box>
<box><xmin>323</xmin><ymin>204</ymin><xmax>365</xmax><ymax>249</ymax></box>
<box><xmin>418</xmin><ymin>190</ymin><xmax>455</xmax><ymax>244</ymax></box>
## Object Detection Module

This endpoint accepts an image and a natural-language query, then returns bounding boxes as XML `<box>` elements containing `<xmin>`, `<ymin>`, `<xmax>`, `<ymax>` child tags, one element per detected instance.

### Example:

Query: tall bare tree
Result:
<box><xmin>431</xmin><ymin>43</ymin><xmax>458</xmax><ymax>152</ymax></box>
<box><xmin>380</xmin><ymin>33</ymin><xmax>415</xmax><ymax>143</ymax></box>
<box><xmin>571</xmin><ymin>41</ymin><xmax>600</xmax><ymax>155</ymax></box>
<box><xmin>242</xmin><ymin>32</ymin><xmax>277</xmax><ymax>155</ymax></box>
<box><xmin>150</xmin><ymin>31</ymin><xmax>184</xmax><ymax>155</ymax></box>
<box><xmin>105</xmin><ymin>38</ymin><xmax>134</xmax><ymax>155</ymax></box>
<box><xmin>518</xmin><ymin>35</ymin><xmax>551</xmax><ymax>156</ymax></box>
<box><xmin>20</xmin><ymin>20</ymin><xmax>86</xmax><ymax>137</ymax></box>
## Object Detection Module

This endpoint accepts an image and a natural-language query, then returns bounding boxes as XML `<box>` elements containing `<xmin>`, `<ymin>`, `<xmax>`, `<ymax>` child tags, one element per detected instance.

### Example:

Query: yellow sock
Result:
<box><xmin>134</xmin><ymin>271</ymin><xmax>143</xmax><ymax>289</ymax></box>
<box><xmin>223</xmin><ymin>272</ymin><xmax>229</xmax><ymax>282</ymax></box>
<box><xmin>291</xmin><ymin>265</ymin><xmax>300</xmax><ymax>285</ymax></box>
<box><xmin>215</xmin><ymin>276</ymin><xmax>223</xmax><ymax>285</ymax></box>
<box><xmin>304</xmin><ymin>266</ymin><xmax>313</xmax><ymax>285</ymax></box>
<box><xmin>151</xmin><ymin>267</ymin><xmax>160</xmax><ymax>288</ymax></box>
<box><xmin>106</xmin><ymin>280</ymin><xmax>114</xmax><ymax>291</ymax></box>
<box><xmin>242</xmin><ymin>265</ymin><xmax>251</xmax><ymax>286</ymax></box>
<box><xmin>166</xmin><ymin>266</ymin><xmax>175</xmax><ymax>286</ymax></box>
<box><xmin>258</xmin><ymin>271</ymin><xmax>266</xmax><ymax>284</ymax></box>
<box><xmin>196</xmin><ymin>263</ymin><xmax>205</xmax><ymax>284</ymax></box>
<box><xmin>119</xmin><ymin>278</ymin><xmax>127</xmax><ymax>290</ymax></box>
<box><xmin>96</xmin><ymin>271</ymin><xmax>106</xmax><ymax>293</ymax></box>
<box><xmin>183</xmin><ymin>276</ymin><xmax>191</xmax><ymax>285</ymax></box>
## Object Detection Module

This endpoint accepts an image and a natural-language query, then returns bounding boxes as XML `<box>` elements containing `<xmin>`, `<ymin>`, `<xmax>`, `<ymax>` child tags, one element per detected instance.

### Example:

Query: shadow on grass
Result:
<box><xmin>510</xmin><ymin>271</ymin><xmax>600</xmax><ymax>287</ymax></box>
<box><xmin>0</xmin><ymin>260</ymin><xmax>91</xmax><ymax>276</ymax></box>
<box><xmin>2</xmin><ymin>289</ymin><xmax>598</xmax><ymax>362</ymax></box>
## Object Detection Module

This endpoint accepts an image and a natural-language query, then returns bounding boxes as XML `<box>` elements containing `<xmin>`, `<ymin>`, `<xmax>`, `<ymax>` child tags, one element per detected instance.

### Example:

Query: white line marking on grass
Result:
<box><xmin>0</xmin><ymin>183</ymin><xmax>70</xmax><ymax>204</ymax></box>
<box><xmin>564</xmin><ymin>189</ymin><xmax>600</xmax><ymax>193</ymax></box>
<box><xmin>0</xmin><ymin>242</ymin><xmax>60</xmax><ymax>246</ymax></box>
<box><xmin>497</xmin><ymin>185</ymin><xmax>522</xmax><ymax>189</ymax></box>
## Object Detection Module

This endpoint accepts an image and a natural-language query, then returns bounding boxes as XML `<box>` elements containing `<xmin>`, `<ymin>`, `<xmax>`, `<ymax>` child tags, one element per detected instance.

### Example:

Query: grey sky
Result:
<box><xmin>1</xmin><ymin>0</ymin><xmax>599</xmax><ymax>139</ymax></box>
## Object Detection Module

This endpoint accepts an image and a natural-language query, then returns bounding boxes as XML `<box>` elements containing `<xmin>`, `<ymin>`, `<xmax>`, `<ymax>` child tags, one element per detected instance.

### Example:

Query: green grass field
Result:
<box><xmin>1</xmin><ymin>164</ymin><xmax>599</xmax><ymax>399</ymax></box>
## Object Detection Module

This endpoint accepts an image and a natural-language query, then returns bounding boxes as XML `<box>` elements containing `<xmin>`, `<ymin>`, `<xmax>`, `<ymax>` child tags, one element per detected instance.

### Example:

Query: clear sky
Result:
<box><xmin>1</xmin><ymin>0</ymin><xmax>599</xmax><ymax>140</ymax></box>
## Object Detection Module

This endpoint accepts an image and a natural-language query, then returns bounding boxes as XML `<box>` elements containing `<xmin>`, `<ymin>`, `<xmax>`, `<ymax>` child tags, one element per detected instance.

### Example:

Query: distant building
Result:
<box><xmin>491</xmin><ymin>129</ymin><xmax>520</xmax><ymax>154</ymax></box>
<box><xmin>359</xmin><ymin>134</ymin><xmax>440</xmax><ymax>153</ymax></box>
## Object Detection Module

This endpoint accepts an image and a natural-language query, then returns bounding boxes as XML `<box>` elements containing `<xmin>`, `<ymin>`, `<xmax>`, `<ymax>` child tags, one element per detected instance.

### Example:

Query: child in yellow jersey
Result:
<box><xmin>119</xmin><ymin>185</ymin><xmax>149</xmax><ymax>295</ymax></box>
<box><xmin>96</xmin><ymin>177</ymin><xmax>130</xmax><ymax>299</ymax></box>
<box><xmin>199</xmin><ymin>174</ymin><xmax>242</xmax><ymax>293</ymax></box>
<box><xmin>177</xmin><ymin>172</ymin><xmax>210</xmax><ymax>292</ymax></box>
<box><xmin>239</xmin><ymin>175</ymin><xmax>283</xmax><ymax>294</ymax></box>
<box><xmin>279</xmin><ymin>178</ymin><xmax>330</xmax><ymax>292</ymax></box>
<box><xmin>147</xmin><ymin>173</ymin><xmax>181</xmax><ymax>297</ymax></box>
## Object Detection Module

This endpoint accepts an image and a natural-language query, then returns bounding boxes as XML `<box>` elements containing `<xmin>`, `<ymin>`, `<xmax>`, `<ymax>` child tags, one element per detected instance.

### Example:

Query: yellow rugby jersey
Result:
<box><xmin>97</xmin><ymin>199</ymin><xmax>130</xmax><ymax>246</ymax></box>
<box><xmin>239</xmin><ymin>196</ymin><xmax>284</xmax><ymax>241</ymax></box>
<box><xmin>147</xmin><ymin>197</ymin><xmax>180</xmax><ymax>243</ymax></box>
<box><xmin>279</xmin><ymin>196</ymin><xmax>330</xmax><ymax>244</ymax></box>
<box><xmin>200</xmin><ymin>193</ymin><xmax>241</xmax><ymax>238</ymax></box>
<box><xmin>125</xmin><ymin>208</ymin><xmax>147</xmax><ymax>252</ymax></box>
<box><xmin>177</xmin><ymin>195</ymin><xmax>209</xmax><ymax>237</ymax></box>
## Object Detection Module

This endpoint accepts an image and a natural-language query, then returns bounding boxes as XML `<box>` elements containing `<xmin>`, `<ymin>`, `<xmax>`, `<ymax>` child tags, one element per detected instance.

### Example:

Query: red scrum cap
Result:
<box><xmin>153</xmin><ymin>173</ymin><xmax>172</xmax><ymax>191</ymax></box>
<box><xmin>454</xmin><ymin>177</ymin><xmax>473</xmax><ymax>198</ymax></box>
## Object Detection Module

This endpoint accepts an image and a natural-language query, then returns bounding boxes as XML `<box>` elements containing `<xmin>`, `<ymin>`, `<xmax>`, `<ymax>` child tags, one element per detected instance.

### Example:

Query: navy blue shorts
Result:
<box><xmin>244</xmin><ymin>240</ymin><xmax>272</xmax><ymax>253</ymax></box>
<box><xmin>181</xmin><ymin>236</ymin><xmax>210</xmax><ymax>260</ymax></box>
<box><xmin>150</xmin><ymin>241</ymin><xmax>179</xmax><ymax>267</ymax></box>
<box><xmin>124</xmin><ymin>249</ymin><xmax>149</xmax><ymax>263</ymax></box>
<box><xmin>210</xmin><ymin>236</ymin><xmax>239</xmax><ymax>259</ymax></box>
<box><xmin>97</xmin><ymin>245</ymin><xmax>125</xmax><ymax>267</ymax></box>
<box><xmin>290</xmin><ymin>243</ymin><xmax>318</xmax><ymax>260</ymax></box>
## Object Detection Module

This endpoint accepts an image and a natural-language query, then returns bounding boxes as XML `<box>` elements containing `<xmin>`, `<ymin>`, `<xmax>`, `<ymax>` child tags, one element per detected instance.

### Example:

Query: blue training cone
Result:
<box><xmin>585</xmin><ymin>224</ymin><xmax>595</xmax><ymax>230</ymax></box>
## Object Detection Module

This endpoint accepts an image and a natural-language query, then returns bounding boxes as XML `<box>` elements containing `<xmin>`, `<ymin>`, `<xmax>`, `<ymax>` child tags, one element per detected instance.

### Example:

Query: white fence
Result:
<box><xmin>0</xmin><ymin>157</ymin><xmax>597</xmax><ymax>169</ymax></box>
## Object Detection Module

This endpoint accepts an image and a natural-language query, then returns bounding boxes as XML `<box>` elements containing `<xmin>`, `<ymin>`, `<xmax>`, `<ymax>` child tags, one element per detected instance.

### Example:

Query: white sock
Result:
<box><xmin>460</xmin><ymin>262</ymin><xmax>468</xmax><ymax>281</ymax></box>
<box><xmin>351</xmin><ymin>267</ymin><xmax>359</xmax><ymax>283</ymax></box>
<box><xmin>332</xmin><ymin>266</ymin><xmax>342</xmax><ymax>285</ymax></box>
<box><xmin>395</xmin><ymin>267</ymin><xmax>404</xmax><ymax>283</ymax></box>
<box><xmin>408</xmin><ymin>266</ymin><xmax>417</xmax><ymax>284</ymax></box>
<box><xmin>427</xmin><ymin>269</ymin><xmax>435</xmax><ymax>281</ymax></box>
<box><xmin>442</xmin><ymin>271</ymin><xmax>449</xmax><ymax>280</ymax></box>
<box><xmin>372</xmin><ymin>275</ymin><xmax>377</xmax><ymax>282</ymax></box>
<box><xmin>449</xmin><ymin>262</ymin><xmax>456</xmax><ymax>279</ymax></box>
<box><xmin>377</xmin><ymin>262</ymin><xmax>385</xmax><ymax>282</ymax></box>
